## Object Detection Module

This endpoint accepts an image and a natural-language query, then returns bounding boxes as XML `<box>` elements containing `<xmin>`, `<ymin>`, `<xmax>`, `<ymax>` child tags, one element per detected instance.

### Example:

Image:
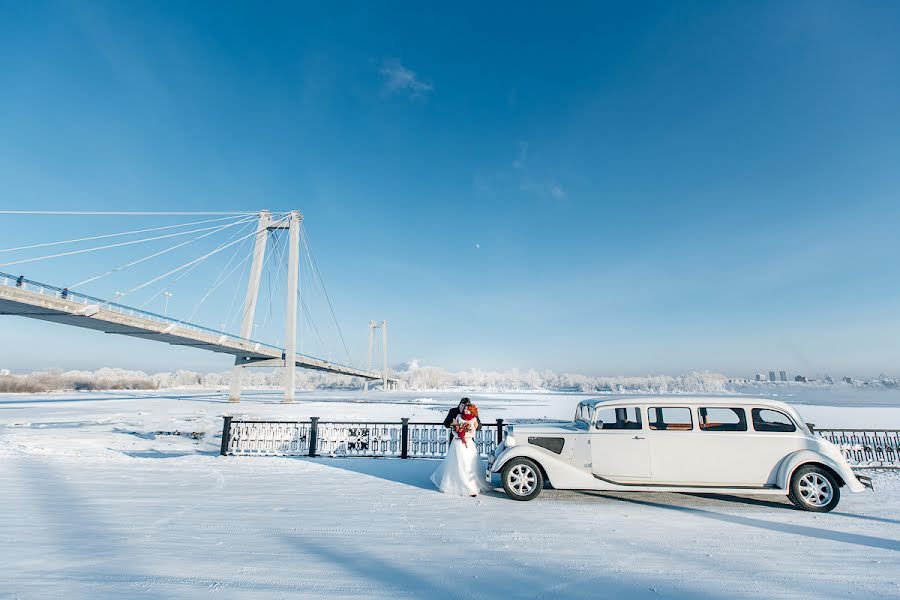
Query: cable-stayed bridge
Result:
<box><xmin>0</xmin><ymin>210</ymin><xmax>396</xmax><ymax>401</ymax></box>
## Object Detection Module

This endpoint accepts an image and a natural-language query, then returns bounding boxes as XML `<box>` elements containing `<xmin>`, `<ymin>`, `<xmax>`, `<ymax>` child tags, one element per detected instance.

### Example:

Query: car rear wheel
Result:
<box><xmin>501</xmin><ymin>457</ymin><xmax>544</xmax><ymax>501</ymax></box>
<box><xmin>788</xmin><ymin>465</ymin><xmax>840</xmax><ymax>512</ymax></box>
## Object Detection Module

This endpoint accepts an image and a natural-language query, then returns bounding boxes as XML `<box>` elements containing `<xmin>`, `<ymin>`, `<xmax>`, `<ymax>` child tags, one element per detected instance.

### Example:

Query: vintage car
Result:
<box><xmin>487</xmin><ymin>397</ymin><xmax>872</xmax><ymax>512</ymax></box>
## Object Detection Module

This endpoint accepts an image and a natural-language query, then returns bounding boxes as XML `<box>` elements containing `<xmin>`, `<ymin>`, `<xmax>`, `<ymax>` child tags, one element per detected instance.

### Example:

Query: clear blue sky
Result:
<box><xmin>1</xmin><ymin>1</ymin><xmax>898</xmax><ymax>377</ymax></box>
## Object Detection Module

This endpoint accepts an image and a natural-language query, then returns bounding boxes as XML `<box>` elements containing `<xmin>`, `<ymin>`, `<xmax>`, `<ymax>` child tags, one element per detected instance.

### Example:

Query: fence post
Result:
<box><xmin>308</xmin><ymin>417</ymin><xmax>319</xmax><ymax>457</ymax></box>
<box><xmin>496</xmin><ymin>418</ymin><xmax>504</xmax><ymax>444</ymax></box>
<box><xmin>219</xmin><ymin>416</ymin><xmax>233</xmax><ymax>456</ymax></box>
<box><xmin>401</xmin><ymin>418</ymin><xmax>409</xmax><ymax>459</ymax></box>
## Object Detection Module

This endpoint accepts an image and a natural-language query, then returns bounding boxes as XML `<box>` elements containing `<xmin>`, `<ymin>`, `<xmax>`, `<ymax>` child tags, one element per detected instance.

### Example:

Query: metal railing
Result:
<box><xmin>813</xmin><ymin>429</ymin><xmax>900</xmax><ymax>468</ymax></box>
<box><xmin>0</xmin><ymin>271</ymin><xmax>353</xmax><ymax>365</ymax></box>
<box><xmin>221</xmin><ymin>417</ymin><xmax>505</xmax><ymax>459</ymax></box>
<box><xmin>220</xmin><ymin>417</ymin><xmax>900</xmax><ymax>468</ymax></box>
<box><xmin>0</xmin><ymin>271</ymin><xmax>282</xmax><ymax>350</ymax></box>
<box><xmin>1</xmin><ymin>272</ymin><xmax>389</xmax><ymax>379</ymax></box>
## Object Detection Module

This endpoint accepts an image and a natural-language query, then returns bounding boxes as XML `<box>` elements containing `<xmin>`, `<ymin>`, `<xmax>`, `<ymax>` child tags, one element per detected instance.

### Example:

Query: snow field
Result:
<box><xmin>1</xmin><ymin>389</ymin><xmax>899</xmax><ymax>599</ymax></box>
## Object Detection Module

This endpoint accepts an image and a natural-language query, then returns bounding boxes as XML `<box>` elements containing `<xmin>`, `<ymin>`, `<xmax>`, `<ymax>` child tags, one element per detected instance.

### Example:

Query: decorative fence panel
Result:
<box><xmin>220</xmin><ymin>417</ymin><xmax>899</xmax><ymax>468</ymax></box>
<box><xmin>222</xmin><ymin>417</ymin><xmax>312</xmax><ymax>456</ymax></box>
<box><xmin>221</xmin><ymin>417</ymin><xmax>505</xmax><ymax>459</ymax></box>
<box><xmin>813</xmin><ymin>429</ymin><xmax>900</xmax><ymax>468</ymax></box>
<box><xmin>317</xmin><ymin>422</ymin><xmax>404</xmax><ymax>457</ymax></box>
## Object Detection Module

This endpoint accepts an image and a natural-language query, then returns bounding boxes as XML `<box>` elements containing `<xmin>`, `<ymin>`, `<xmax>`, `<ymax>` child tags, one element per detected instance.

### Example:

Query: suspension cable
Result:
<box><xmin>222</xmin><ymin>248</ymin><xmax>254</xmax><ymax>331</ymax></box>
<box><xmin>0</xmin><ymin>218</ymin><xmax>253</xmax><ymax>268</ymax></box>
<box><xmin>121</xmin><ymin>227</ymin><xmax>263</xmax><ymax>298</ymax></box>
<box><xmin>297</xmin><ymin>225</ymin><xmax>324</xmax><ymax>355</ymax></box>
<box><xmin>68</xmin><ymin>215</ymin><xmax>256</xmax><ymax>289</ymax></box>
<box><xmin>185</xmin><ymin>228</ymin><xmax>258</xmax><ymax>323</ymax></box>
<box><xmin>300</xmin><ymin>291</ymin><xmax>327</xmax><ymax>358</ymax></box>
<box><xmin>0</xmin><ymin>211</ymin><xmax>262</xmax><ymax>216</ymax></box>
<box><xmin>0</xmin><ymin>214</ymin><xmax>248</xmax><ymax>254</ymax></box>
<box><xmin>230</xmin><ymin>215</ymin><xmax>289</xmax><ymax>333</ymax></box>
<box><xmin>220</xmin><ymin>215</ymin><xmax>285</xmax><ymax>331</ymax></box>
<box><xmin>261</xmin><ymin>231</ymin><xmax>289</xmax><ymax>333</ymax></box>
<box><xmin>136</xmin><ymin>218</ymin><xmax>257</xmax><ymax>310</ymax></box>
<box><xmin>300</xmin><ymin>223</ymin><xmax>353</xmax><ymax>366</ymax></box>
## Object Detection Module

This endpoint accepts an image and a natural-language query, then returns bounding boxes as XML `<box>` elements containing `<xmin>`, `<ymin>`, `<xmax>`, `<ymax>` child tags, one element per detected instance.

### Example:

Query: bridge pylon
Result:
<box><xmin>228</xmin><ymin>210</ymin><xmax>302</xmax><ymax>403</ymax></box>
<box><xmin>364</xmin><ymin>320</ymin><xmax>395</xmax><ymax>391</ymax></box>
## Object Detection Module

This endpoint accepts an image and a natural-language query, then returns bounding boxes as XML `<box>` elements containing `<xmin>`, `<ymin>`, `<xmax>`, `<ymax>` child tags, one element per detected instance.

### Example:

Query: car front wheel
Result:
<box><xmin>788</xmin><ymin>465</ymin><xmax>840</xmax><ymax>512</ymax></box>
<box><xmin>501</xmin><ymin>457</ymin><xmax>544</xmax><ymax>501</ymax></box>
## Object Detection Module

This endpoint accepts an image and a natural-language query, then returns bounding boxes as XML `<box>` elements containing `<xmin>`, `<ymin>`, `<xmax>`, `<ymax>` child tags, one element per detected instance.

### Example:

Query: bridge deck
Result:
<box><xmin>0</xmin><ymin>273</ymin><xmax>387</xmax><ymax>381</ymax></box>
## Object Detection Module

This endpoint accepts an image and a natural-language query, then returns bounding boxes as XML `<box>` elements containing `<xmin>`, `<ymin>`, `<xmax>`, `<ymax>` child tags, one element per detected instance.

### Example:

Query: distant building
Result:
<box><xmin>794</xmin><ymin>375</ymin><xmax>807</xmax><ymax>383</ymax></box>
<box><xmin>842</xmin><ymin>376</ymin><xmax>853</xmax><ymax>384</ymax></box>
<box><xmin>755</xmin><ymin>373</ymin><xmax>765</xmax><ymax>382</ymax></box>
<box><xmin>768</xmin><ymin>371</ymin><xmax>776</xmax><ymax>382</ymax></box>
<box><xmin>824</xmin><ymin>374</ymin><xmax>834</xmax><ymax>384</ymax></box>
<box><xmin>779</xmin><ymin>370</ymin><xmax>787</xmax><ymax>382</ymax></box>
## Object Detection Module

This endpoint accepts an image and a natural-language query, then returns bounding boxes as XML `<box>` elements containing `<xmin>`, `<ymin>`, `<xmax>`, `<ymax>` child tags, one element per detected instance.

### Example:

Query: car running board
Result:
<box><xmin>592</xmin><ymin>474</ymin><xmax>780</xmax><ymax>490</ymax></box>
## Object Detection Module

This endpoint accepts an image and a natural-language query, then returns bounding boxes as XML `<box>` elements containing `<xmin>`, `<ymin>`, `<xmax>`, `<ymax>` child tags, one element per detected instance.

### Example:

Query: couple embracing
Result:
<box><xmin>430</xmin><ymin>397</ymin><xmax>491</xmax><ymax>497</ymax></box>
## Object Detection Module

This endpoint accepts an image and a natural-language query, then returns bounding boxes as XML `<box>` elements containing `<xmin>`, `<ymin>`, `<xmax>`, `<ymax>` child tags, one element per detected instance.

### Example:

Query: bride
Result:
<box><xmin>431</xmin><ymin>401</ymin><xmax>490</xmax><ymax>496</ymax></box>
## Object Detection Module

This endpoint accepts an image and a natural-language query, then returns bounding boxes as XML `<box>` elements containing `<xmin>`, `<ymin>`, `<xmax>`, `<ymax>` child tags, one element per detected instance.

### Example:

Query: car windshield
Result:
<box><xmin>575</xmin><ymin>403</ymin><xmax>592</xmax><ymax>425</ymax></box>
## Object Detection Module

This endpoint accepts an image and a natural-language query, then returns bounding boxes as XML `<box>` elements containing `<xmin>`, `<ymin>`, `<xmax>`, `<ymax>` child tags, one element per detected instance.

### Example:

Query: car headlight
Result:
<box><xmin>505</xmin><ymin>434</ymin><xmax>516</xmax><ymax>448</ymax></box>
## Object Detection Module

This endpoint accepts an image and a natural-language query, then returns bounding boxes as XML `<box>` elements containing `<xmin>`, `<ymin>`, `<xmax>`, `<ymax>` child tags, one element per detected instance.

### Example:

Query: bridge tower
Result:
<box><xmin>364</xmin><ymin>320</ymin><xmax>393</xmax><ymax>391</ymax></box>
<box><xmin>228</xmin><ymin>209</ymin><xmax>302</xmax><ymax>403</ymax></box>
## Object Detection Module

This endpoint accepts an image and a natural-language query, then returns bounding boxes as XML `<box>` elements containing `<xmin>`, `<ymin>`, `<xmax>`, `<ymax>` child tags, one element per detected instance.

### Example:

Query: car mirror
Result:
<box><xmin>594</xmin><ymin>420</ymin><xmax>603</xmax><ymax>429</ymax></box>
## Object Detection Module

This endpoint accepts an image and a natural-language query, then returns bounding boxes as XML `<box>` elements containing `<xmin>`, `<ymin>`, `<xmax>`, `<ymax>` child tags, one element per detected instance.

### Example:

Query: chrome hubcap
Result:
<box><xmin>798</xmin><ymin>473</ymin><xmax>833</xmax><ymax>506</ymax></box>
<box><xmin>508</xmin><ymin>464</ymin><xmax>537</xmax><ymax>496</ymax></box>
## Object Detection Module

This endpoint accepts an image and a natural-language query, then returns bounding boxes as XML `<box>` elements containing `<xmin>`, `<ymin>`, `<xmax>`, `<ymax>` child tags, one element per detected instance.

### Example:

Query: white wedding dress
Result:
<box><xmin>431</xmin><ymin>417</ymin><xmax>491</xmax><ymax>496</ymax></box>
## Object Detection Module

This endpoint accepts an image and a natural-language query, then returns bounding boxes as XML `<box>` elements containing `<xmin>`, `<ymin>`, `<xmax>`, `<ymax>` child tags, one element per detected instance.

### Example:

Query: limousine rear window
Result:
<box><xmin>752</xmin><ymin>408</ymin><xmax>796</xmax><ymax>433</ymax></box>
<box><xmin>648</xmin><ymin>407</ymin><xmax>693</xmax><ymax>431</ymax></box>
<box><xmin>594</xmin><ymin>406</ymin><xmax>642</xmax><ymax>430</ymax></box>
<box><xmin>699</xmin><ymin>407</ymin><xmax>748</xmax><ymax>432</ymax></box>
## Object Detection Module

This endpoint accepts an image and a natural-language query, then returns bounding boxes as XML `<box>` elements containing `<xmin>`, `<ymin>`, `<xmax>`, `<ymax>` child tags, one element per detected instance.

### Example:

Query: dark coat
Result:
<box><xmin>443</xmin><ymin>406</ymin><xmax>483</xmax><ymax>430</ymax></box>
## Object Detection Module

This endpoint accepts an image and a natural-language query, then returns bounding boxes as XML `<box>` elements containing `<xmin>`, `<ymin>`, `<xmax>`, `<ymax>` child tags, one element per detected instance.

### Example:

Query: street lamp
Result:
<box><xmin>163</xmin><ymin>291</ymin><xmax>173</xmax><ymax>317</ymax></box>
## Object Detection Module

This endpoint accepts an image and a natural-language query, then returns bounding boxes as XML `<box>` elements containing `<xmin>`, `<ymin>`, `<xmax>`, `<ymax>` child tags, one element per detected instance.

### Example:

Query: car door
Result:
<box><xmin>742</xmin><ymin>407</ymin><xmax>809</xmax><ymax>486</ymax></box>
<box><xmin>590</xmin><ymin>405</ymin><xmax>651</xmax><ymax>481</ymax></box>
<box><xmin>691</xmin><ymin>406</ymin><xmax>758</xmax><ymax>485</ymax></box>
<box><xmin>644</xmin><ymin>406</ymin><xmax>700</xmax><ymax>484</ymax></box>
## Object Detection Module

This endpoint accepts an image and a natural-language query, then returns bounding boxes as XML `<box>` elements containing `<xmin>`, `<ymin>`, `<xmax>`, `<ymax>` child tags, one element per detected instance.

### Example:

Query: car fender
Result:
<box><xmin>491</xmin><ymin>445</ymin><xmax>593</xmax><ymax>488</ymax></box>
<box><xmin>776</xmin><ymin>449</ymin><xmax>865</xmax><ymax>493</ymax></box>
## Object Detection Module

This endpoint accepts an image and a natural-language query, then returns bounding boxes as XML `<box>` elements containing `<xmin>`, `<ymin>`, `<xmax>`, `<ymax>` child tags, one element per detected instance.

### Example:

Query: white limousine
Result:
<box><xmin>487</xmin><ymin>397</ymin><xmax>872</xmax><ymax>512</ymax></box>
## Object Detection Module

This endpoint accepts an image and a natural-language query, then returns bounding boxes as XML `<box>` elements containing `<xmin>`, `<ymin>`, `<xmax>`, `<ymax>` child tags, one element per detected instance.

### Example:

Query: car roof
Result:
<box><xmin>580</xmin><ymin>396</ymin><xmax>797</xmax><ymax>412</ymax></box>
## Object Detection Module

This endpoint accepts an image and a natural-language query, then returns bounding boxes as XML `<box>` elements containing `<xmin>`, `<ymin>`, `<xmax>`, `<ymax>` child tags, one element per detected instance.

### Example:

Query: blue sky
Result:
<box><xmin>1</xmin><ymin>1</ymin><xmax>899</xmax><ymax>377</ymax></box>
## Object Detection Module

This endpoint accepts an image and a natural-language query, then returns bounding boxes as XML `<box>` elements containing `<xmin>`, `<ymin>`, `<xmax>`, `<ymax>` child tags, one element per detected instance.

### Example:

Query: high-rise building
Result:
<box><xmin>768</xmin><ymin>371</ymin><xmax>776</xmax><ymax>382</ymax></box>
<box><xmin>779</xmin><ymin>370</ymin><xmax>787</xmax><ymax>382</ymax></box>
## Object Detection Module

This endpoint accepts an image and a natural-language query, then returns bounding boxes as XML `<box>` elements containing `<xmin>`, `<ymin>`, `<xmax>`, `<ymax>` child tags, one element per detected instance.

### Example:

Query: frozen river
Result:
<box><xmin>0</xmin><ymin>388</ymin><xmax>898</xmax><ymax>599</ymax></box>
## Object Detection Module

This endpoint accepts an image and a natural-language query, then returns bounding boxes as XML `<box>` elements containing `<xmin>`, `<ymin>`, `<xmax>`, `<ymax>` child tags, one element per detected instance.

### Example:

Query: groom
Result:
<box><xmin>443</xmin><ymin>397</ymin><xmax>482</xmax><ymax>430</ymax></box>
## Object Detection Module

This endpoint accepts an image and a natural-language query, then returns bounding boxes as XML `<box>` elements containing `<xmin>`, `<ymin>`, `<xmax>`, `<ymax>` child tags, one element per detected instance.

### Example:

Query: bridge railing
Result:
<box><xmin>220</xmin><ymin>417</ymin><xmax>900</xmax><ymax>468</ymax></box>
<box><xmin>0</xmin><ymin>271</ymin><xmax>282</xmax><ymax>355</ymax></box>
<box><xmin>220</xmin><ymin>416</ymin><xmax>505</xmax><ymax>459</ymax></box>
<box><xmin>1</xmin><ymin>271</ymin><xmax>381</xmax><ymax>376</ymax></box>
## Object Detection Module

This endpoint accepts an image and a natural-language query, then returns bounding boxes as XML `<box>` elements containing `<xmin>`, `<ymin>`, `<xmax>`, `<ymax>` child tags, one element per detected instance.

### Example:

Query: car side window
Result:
<box><xmin>752</xmin><ymin>408</ymin><xmax>796</xmax><ymax>432</ymax></box>
<box><xmin>698</xmin><ymin>407</ymin><xmax>747</xmax><ymax>432</ymax></box>
<box><xmin>648</xmin><ymin>407</ymin><xmax>693</xmax><ymax>431</ymax></box>
<box><xmin>594</xmin><ymin>407</ymin><xmax>642</xmax><ymax>430</ymax></box>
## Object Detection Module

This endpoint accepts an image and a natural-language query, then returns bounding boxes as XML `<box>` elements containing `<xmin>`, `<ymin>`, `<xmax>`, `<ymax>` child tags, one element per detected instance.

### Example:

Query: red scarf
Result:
<box><xmin>461</xmin><ymin>412</ymin><xmax>476</xmax><ymax>421</ymax></box>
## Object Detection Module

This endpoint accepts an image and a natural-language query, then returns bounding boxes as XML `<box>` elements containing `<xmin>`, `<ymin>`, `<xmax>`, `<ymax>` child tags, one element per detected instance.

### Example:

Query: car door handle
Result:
<box><xmin>632</xmin><ymin>436</ymin><xmax>645</xmax><ymax>440</ymax></box>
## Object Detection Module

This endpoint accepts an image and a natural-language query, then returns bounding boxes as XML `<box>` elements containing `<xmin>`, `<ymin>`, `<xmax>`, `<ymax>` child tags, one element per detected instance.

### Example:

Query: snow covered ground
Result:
<box><xmin>1</xmin><ymin>389</ymin><xmax>899</xmax><ymax>599</ymax></box>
